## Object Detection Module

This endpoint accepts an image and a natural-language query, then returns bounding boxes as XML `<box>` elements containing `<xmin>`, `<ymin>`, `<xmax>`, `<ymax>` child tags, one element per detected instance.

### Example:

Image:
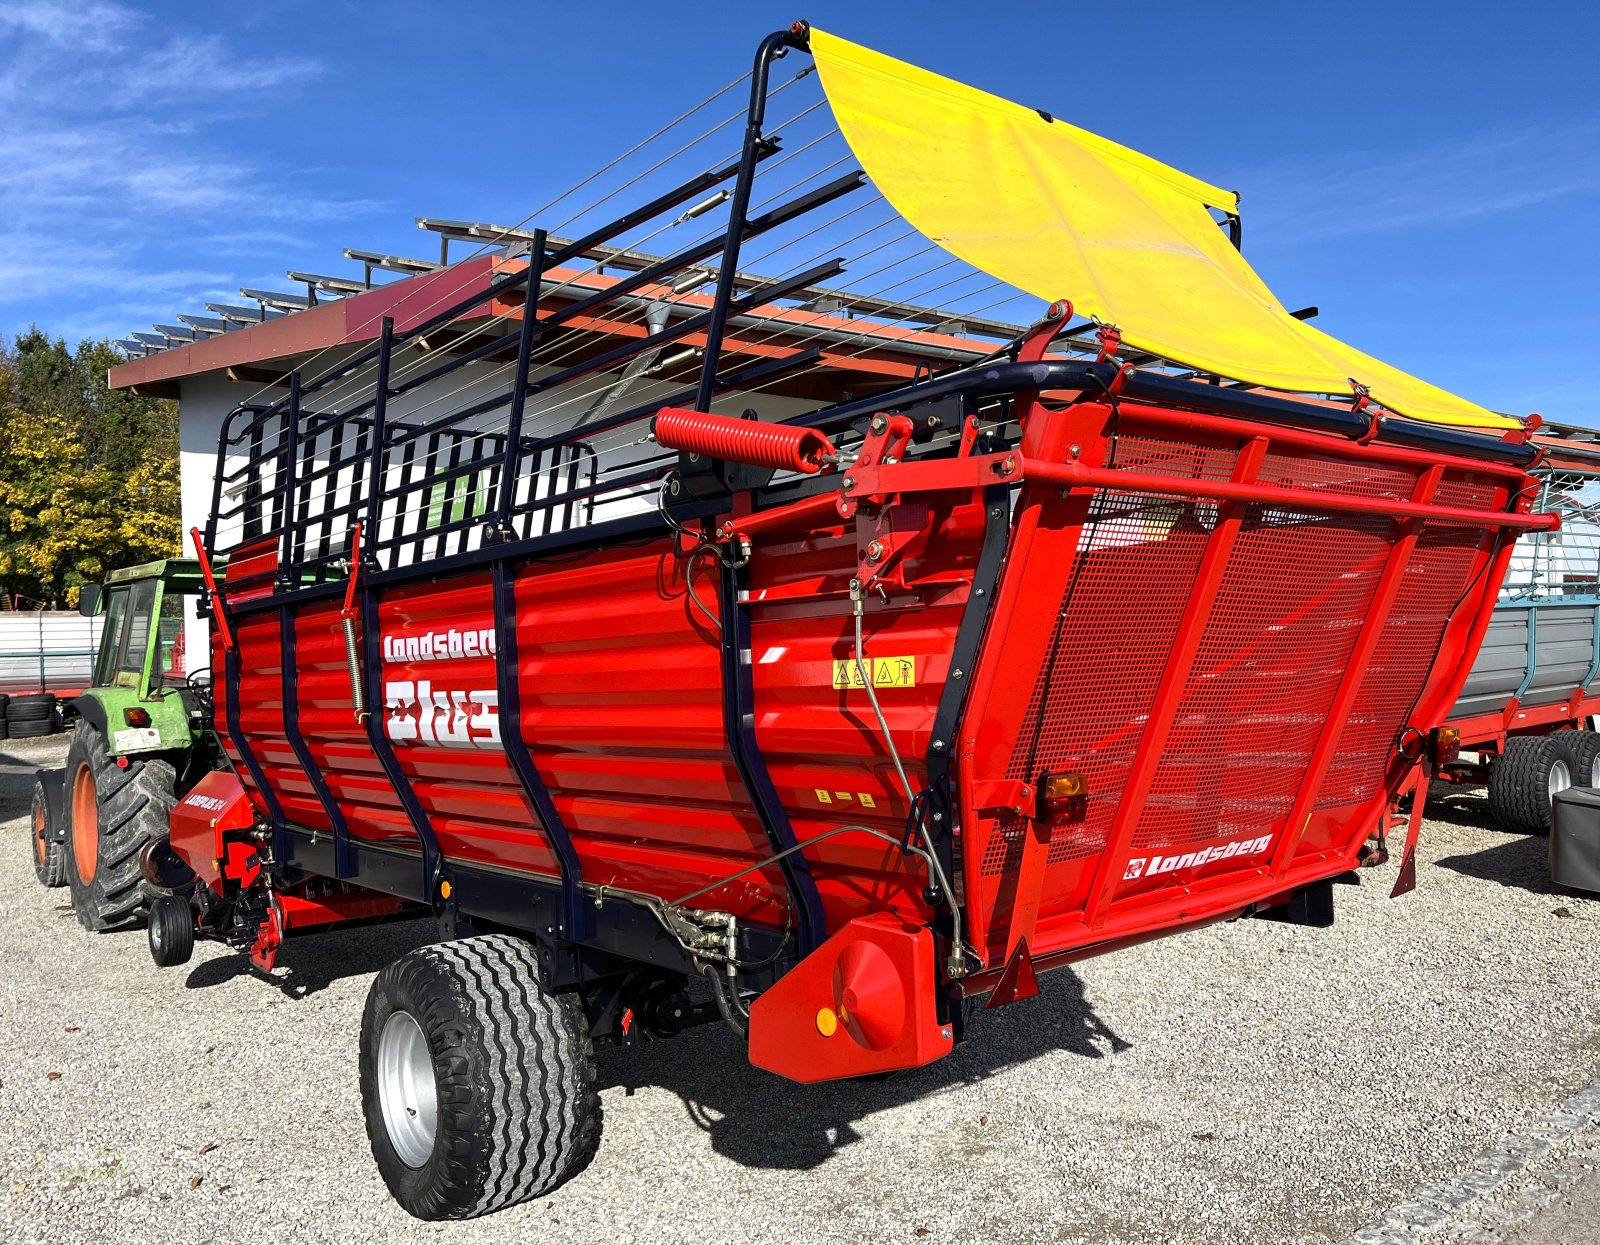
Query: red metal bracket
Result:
<box><xmin>984</xmin><ymin>937</ymin><xmax>1040</xmax><ymax>1009</ymax></box>
<box><xmin>1389</xmin><ymin>761</ymin><xmax>1432</xmax><ymax>898</ymax></box>
<box><xmin>190</xmin><ymin>526</ymin><xmax>234</xmax><ymax>652</ymax></box>
<box><xmin>972</xmin><ymin>777</ymin><xmax>1035</xmax><ymax>818</ymax></box>
<box><xmin>747</xmin><ymin>913</ymin><xmax>953</xmax><ymax>1083</ymax></box>
<box><xmin>341</xmin><ymin>521</ymin><xmax>365</xmax><ymax>622</ymax></box>
<box><xmin>1018</xmin><ymin>300</ymin><xmax>1073</xmax><ymax>364</ymax></box>
<box><xmin>1094</xmin><ymin>324</ymin><xmax>1122</xmax><ymax>364</ymax></box>
<box><xmin>842</xmin><ymin>450</ymin><xmax>1024</xmax><ymax>503</ymax></box>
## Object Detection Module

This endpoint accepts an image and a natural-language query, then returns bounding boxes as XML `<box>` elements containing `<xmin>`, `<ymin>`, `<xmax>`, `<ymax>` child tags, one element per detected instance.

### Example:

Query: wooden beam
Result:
<box><xmin>226</xmin><ymin>366</ymin><xmax>293</xmax><ymax>387</ymax></box>
<box><xmin>130</xmin><ymin>380</ymin><xmax>180</xmax><ymax>400</ymax></box>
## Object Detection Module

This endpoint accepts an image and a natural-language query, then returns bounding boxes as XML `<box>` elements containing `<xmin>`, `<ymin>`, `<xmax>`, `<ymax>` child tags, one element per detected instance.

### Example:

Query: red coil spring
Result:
<box><xmin>653</xmin><ymin>407</ymin><xmax>836</xmax><ymax>475</ymax></box>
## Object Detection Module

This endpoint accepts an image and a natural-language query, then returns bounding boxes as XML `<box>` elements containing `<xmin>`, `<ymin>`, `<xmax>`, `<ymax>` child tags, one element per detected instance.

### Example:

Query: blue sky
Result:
<box><xmin>1</xmin><ymin>0</ymin><xmax>1595</xmax><ymax>422</ymax></box>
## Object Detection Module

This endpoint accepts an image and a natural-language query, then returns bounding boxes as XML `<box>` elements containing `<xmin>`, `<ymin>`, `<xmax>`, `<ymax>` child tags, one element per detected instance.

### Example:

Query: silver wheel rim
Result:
<box><xmin>150</xmin><ymin>915</ymin><xmax>164</xmax><ymax>955</ymax></box>
<box><xmin>378</xmin><ymin>1010</ymin><xmax>437</xmax><ymax>1168</ymax></box>
<box><xmin>1549</xmin><ymin>758</ymin><xmax>1572</xmax><ymax>802</ymax></box>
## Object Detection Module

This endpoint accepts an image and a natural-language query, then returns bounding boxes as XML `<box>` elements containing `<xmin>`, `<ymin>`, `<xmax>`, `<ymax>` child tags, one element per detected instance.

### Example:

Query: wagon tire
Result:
<box><xmin>359</xmin><ymin>934</ymin><xmax>602</xmax><ymax>1220</ymax></box>
<box><xmin>62</xmin><ymin>721</ymin><xmax>176</xmax><ymax>931</ymax></box>
<box><xmin>1559</xmin><ymin>731</ymin><xmax>1600</xmax><ymax>789</ymax></box>
<box><xmin>31</xmin><ymin>772</ymin><xmax>66</xmax><ymax>887</ymax></box>
<box><xmin>1487</xmin><ymin>735</ymin><xmax>1573</xmax><ymax>836</ymax></box>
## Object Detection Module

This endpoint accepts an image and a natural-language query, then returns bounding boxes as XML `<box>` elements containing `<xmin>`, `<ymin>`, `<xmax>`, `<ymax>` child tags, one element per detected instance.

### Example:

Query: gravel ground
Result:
<box><xmin>3</xmin><ymin>733</ymin><xmax>1598</xmax><ymax>1245</ymax></box>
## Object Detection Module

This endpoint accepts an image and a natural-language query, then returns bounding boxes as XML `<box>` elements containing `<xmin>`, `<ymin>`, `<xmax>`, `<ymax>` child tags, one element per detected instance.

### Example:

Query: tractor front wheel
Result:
<box><xmin>359</xmin><ymin>935</ymin><xmax>602</xmax><ymax>1219</ymax></box>
<box><xmin>62</xmin><ymin>722</ymin><xmax>176</xmax><ymax>931</ymax></box>
<box><xmin>30</xmin><ymin>772</ymin><xmax>66</xmax><ymax>887</ymax></box>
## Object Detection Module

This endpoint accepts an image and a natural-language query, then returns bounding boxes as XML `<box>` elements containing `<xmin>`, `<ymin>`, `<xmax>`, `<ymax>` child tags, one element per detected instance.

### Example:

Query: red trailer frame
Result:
<box><xmin>131</xmin><ymin>22</ymin><xmax>1555</xmax><ymax>1218</ymax></box>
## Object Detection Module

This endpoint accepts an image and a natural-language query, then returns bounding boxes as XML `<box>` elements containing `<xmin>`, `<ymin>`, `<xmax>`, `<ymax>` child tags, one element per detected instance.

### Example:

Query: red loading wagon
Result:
<box><xmin>140</xmin><ymin>24</ymin><xmax>1552</xmax><ymax>1219</ymax></box>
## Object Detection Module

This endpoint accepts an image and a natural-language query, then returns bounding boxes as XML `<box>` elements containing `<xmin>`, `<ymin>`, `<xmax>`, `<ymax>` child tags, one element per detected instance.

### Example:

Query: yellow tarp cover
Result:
<box><xmin>810</xmin><ymin>29</ymin><xmax>1514</xmax><ymax>429</ymax></box>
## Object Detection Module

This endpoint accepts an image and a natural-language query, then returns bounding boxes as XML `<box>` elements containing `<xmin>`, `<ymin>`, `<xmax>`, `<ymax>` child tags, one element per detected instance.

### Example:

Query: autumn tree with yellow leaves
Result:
<box><xmin>0</xmin><ymin>330</ymin><xmax>180</xmax><ymax>607</ymax></box>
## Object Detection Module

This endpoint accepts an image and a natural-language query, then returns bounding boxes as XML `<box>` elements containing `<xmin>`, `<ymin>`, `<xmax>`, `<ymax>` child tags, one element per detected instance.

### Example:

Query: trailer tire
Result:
<box><xmin>1487</xmin><ymin>735</ymin><xmax>1573</xmax><ymax>836</ymax></box>
<box><xmin>62</xmin><ymin>722</ymin><xmax>176</xmax><ymax>931</ymax></box>
<box><xmin>1559</xmin><ymin>731</ymin><xmax>1600</xmax><ymax>789</ymax></box>
<box><xmin>359</xmin><ymin>935</ymin><xmax>601</xmax><ymax>1220</ymax></box>
<box><xmin>31</xmin><ymin>772</ymin><xmax>66</xmax><ymax>887</ymax></box>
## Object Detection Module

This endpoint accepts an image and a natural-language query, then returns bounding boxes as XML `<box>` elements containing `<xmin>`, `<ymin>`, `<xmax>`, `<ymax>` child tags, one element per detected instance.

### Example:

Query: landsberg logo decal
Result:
<box><xmin>381</xmin><ymin>627</ymin><xmax>500</xmax><ymax>750</ymax></box>
<box><xmin>1122</xmin><ymin>832</ymin><xmax>1274</xmax><ymax>881</ymax></box>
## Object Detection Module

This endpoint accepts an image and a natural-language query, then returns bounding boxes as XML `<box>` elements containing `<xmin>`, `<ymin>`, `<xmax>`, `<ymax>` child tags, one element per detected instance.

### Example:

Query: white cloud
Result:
<box><xmin>0</xmin><ymin>2</ymin><xmax>384</xmax><ymax>344</ymax></box>
<box><xmin>1233</xmin><ymin>120</ymin><xmax>1600</xmax><ymax>245</ymax></box>
<box><xmin>0</xmin><ymin>0</ymin><xmax>133</xmax><ymax>52</ymax></box>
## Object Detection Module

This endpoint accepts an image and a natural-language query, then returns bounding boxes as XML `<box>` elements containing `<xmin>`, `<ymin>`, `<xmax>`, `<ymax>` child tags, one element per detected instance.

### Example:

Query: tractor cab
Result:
<box><xmin>76</xmin><ymin>558</ymin><xmax>210</xmax><ymax>758</ymax></box>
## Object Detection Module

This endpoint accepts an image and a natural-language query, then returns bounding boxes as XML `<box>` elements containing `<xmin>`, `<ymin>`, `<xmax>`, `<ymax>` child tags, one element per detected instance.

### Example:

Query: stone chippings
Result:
<box><xmin>1</xmin><ymin>742</ymin><xmax>1597</xmax><ymax>1245</ymax></box>
<box><xmin>1345</xmin><ymin>1088</ymin><xmax>1600</xmax><ymax>1244</ymax></box>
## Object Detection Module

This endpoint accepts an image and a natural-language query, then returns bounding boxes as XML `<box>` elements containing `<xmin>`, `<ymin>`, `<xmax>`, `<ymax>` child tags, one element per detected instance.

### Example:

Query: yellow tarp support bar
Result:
<box><xmin>810</xmin><ymin>29</ymin><xmax>1516</xmax><ymax>429</ymax></box>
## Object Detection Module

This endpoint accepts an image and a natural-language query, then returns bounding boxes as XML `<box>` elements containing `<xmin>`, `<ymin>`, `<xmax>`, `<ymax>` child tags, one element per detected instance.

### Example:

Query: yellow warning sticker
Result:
<box><xmin>832</xmin><ymin>656</ymin><xmax>916</xmax><ymax>690</ymax></box>
<box><xmin>816</xmin><ymin>789</ymin><xmax>833</xmax><ymax>803</ymax></box>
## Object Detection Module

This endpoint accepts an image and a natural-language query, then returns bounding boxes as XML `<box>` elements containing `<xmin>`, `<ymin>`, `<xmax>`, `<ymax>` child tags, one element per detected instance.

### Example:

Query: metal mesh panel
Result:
<box><xmin>1132</xmin><ymin>512</ymin><xmax>1390</xmax><ymax>851</ymax></box>
<box><xmin>1111</xmin><ymin>434</ymin><xmax>1236</xmax><ymax>481</ymax></box>
<box><xmin>981</xmin><ymin>472</ymin><xmax>1225</xmax><ymax>878</ymax></box>
<box><xmin>1257</xmin><ymin>449</ymin><xmax>1414</xmax><ymax>501</ymax></box>
<box><xmin>985</xmin><ymin>446</ymin><xmax>1501</xmax><ymax>881</ymax></box>
<box><xmin>1315</xmin><ymin>520</ymin><xmax>1486</xmax><ymax>808</ymax></box>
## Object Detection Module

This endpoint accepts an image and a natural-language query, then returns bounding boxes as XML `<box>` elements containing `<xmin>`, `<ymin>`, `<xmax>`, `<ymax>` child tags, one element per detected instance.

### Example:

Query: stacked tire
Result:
<box><xmin>6</xmin><ymin>692</ymin><xmax>59</xmax><ymax>739</ymax></box>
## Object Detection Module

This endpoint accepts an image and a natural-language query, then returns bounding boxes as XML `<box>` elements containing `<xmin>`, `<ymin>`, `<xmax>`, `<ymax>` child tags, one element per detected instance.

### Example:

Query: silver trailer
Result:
<box><xmin>0</xmin><ymin>611</ymin><xmax>104</xmax><ymax>696</ymax></box>
<box><xmin>1444</xmin><ymin>466</ymin><xmax>1600</xmax><ymax>832</ymax></box>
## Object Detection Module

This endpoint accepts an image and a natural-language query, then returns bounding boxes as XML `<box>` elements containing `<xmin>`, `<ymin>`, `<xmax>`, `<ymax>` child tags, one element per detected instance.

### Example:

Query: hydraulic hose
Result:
<box><xmin>703</xmin><ymin>964</ymin><xmax>748</xmax><ymax>1036</ymax></box>
<box><xmin>852</xmin><ymin>583</ymin><xmax>967</xmax><ymax>978</ymax></box>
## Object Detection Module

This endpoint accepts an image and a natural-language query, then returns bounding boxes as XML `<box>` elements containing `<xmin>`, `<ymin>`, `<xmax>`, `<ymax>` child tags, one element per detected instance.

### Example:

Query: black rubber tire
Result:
<box><xmin>0</xmin><ymin>719</ymin><xmax>9</xmax><ymax>740</ymax></box>
<box><xmin>1487</xmin><ymin>735</ymin><xmax>1574</xmax><ymax>836</ymax></box>
<box><xmin>7</xmin><ymin>693</ymin><xmax>55</xmax><ymax>722</ymax></box>
<box><xmin>1559</xmin><ymin>731</ymin><xmax>1600</xmax><ymax>789</ymax></box>
<box><xmin>359</xmin><ymin>935</ymin><xmax>602</xmax><ymax>1220</ymax></box>
<box><xmin>147</xmin><ymin>892</ymin><xmax>195</xmax><ymax>967</ymax></box>
<box><xmin>31</xmin><ymin>772</ymin><xmax>66</xmax><ymax>887</ymax></box>
<box><xmin>62</xmin><ymin>721</ymin><xmax>176</xmax><ymax>931</ymax></box>
<box><xmin>9</xmin><ymin>719</ymin><xmax>56</xmax><ymax>738</ymax></box>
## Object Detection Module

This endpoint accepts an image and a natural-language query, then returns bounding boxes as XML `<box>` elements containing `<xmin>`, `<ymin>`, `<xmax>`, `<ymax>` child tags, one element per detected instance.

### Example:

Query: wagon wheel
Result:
<box><xmin>1487</xmin><ymin>735</ymin><xmax>1577</xmax><ymax>836</ymax></box>
<box><xmin>359</xmin><ymin>935</ymin><xmax>602</xmax><ymax>1219</ymax></box>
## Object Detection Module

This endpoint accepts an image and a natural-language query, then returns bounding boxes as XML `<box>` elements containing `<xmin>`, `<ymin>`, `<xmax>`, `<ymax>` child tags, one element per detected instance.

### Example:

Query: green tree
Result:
<box><xmin>0</xmin><ymin>330</ymin><xmax>180</xmax><ymax>607</ymax></box>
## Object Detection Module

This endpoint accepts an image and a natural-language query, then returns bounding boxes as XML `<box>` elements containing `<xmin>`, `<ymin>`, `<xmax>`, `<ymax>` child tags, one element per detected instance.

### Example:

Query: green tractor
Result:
<box><xmin>30</xmin><ymin>558</ymin><xmax>218</xmax><ymax>931</ymax></box>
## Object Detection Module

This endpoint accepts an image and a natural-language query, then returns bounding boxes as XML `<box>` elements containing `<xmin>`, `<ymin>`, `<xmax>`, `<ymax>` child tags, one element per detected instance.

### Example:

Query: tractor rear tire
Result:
<box><xmin>147</xmin><ymin>893</ymin><xmax>195</xmax><ymax>967</ymax></box>
<box><xmin>359</xmin><ymin>935</ymin><xmax>602</xmax><ymax>1220</ymax></box>
<box><xmin>62</xmin><ymin>722</ymin><xmax>176</xmax><ymax>931</ymax></box>
<box><xmin>31</xmin><ymin>772</ymin><xmax>66</xmax><ymax>887</ymax></box>
<box><xmin>1487</xmin><ymin>735</ymin><xmax>1574</xmax><ymax>836</ymax></box>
